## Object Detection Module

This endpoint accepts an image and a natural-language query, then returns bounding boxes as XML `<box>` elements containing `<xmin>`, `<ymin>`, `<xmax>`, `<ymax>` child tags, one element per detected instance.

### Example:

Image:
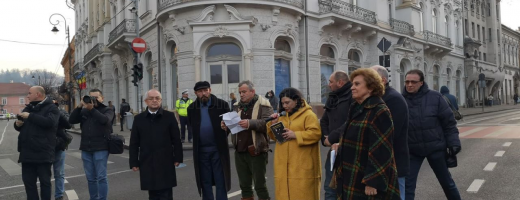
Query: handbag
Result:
<box><xmin>107</xmin><ymin>134</ymin><xmax>125</xmax><ymax>154</ymax></box>
<box><xmin>56</xmin><ymin>130</ymin><xmax>74</xmax><ymax>151</ymax></box>
<box><xmin>442</xmin><ymin>96</ymin><xmax>463</xmax><ymax>120</ymax></box>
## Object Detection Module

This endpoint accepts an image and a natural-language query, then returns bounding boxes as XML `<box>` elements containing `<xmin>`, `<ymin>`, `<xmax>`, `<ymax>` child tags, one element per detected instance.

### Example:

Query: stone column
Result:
<box><xmin>194</xmin><ymin>55</ymin><xmax>201</xmax><ymax>82</ymax></box>
<box><xmin>244</xmin><ymin>53</ymin><xmax>253</xmax><ymax>81</ymax></box>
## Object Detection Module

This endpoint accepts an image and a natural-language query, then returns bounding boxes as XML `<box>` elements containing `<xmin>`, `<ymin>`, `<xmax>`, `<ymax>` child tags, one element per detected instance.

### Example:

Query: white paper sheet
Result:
<box><xmin>222</xmin><ymin>111</ymin><xmax>246</xmax><ymax>134</ymax></box>
<box><xmin>330</xmin><ymin>150</ymin><xmax>336</xmax><ymax>171</ymax></box>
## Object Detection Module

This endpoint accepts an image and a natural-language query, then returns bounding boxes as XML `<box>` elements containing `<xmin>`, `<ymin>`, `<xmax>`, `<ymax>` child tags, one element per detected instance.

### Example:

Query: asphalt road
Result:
<box><xmin>0</xmin><ymin>109</ymin><xmax>519</xmax><ymax>199</ymax></box>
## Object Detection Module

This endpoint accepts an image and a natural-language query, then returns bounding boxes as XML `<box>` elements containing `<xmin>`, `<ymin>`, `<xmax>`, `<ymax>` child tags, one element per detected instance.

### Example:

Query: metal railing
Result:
<box><xmin>424</xmin><ymin>30</ymin><xmax>452</xmax><ymax>47</ymax></box>
<box><xmin>318</xmin><ymin>0</ymin><xmax>376</xmax><ymax>24</ymax></box>
<box><xmin>390</xmin><ymin>18</ymin><xmax>415</xmax><ymax>36</ymax></box>
<box><xmin>108</xmin><ymin>19</ymin><xmax>136</xmax><ymax>44</ymax></box>
<box><xmin>158</xmin><ymin>0</ymin><xmax>304</xmax><ymax>13</ymax></box>
<box><xmin>84</xmin><ymin>43</ymin><xmax>105</xmax><ymax>64</ymax></box>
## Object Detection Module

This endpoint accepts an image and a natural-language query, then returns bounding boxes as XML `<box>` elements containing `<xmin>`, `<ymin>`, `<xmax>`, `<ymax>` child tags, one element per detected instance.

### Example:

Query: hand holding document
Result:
<box><xmin>330</xmin><ymin>150</ymin><xmax>336</xmax><ymax>171</ymax></box>
<box><xmin>222</xmin><ymin>111</ymin><xmax>246</xmax><ymax>134</ymax></box>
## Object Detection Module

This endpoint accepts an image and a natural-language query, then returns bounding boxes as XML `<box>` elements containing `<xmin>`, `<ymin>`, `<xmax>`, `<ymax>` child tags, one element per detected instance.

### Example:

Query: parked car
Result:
<box><xmin>0</xmin><ymin>114</ymin><xmax>5</xmax><ymax>119</ymax></box>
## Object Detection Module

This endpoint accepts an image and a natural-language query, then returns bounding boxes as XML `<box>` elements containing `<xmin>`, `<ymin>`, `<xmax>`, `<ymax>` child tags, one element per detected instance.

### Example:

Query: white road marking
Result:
<box><xmin>0</xmin><ymin>158</ymin><xmax>21</xmax><ymax>176</ymax></box>
<box><xmin>503</xmin><ymin>142</ymin><xmax>512</xmax><ymax>147</ymax></box>
<box><xmin>495</xmin><ymin>151</ymin><xmax>506</xmax><ymax>157</ymax></box>
<box><xmin>458</xmin><ymin>111</ymin><xmax>520</xmax><ymax>126</ymax></box>
<box><xmin>227</xmin><ymin>190</ymin><xmax>242</xmax><ymax>198</ymax></box>
<box><xmin>467</xmin><ymin>179</ymin><xmax>485</xmax><ymax>193</ymax></box>
<box><xmin>0</xmin><ymin>121</ymin><xmax>10</xmax><ymax>145</ymax></box>
<box><xmin>484</xmin><ymin>127</ymin><xmax>512</xmax><ymax>138</ymax></box>
<box><xmin>483</xmin><ymin>162</ymin><xmax>497</xmax><ymax>171</ymax></box>
<box><xmin>459</xmin><ymin>127</ymin><xmax>487</xmax><ymax>137</ymax></box>
<box><xmin>65</xmin><ymin>190</ymin><xmax>79</xmax><ymax>200</ymax></box>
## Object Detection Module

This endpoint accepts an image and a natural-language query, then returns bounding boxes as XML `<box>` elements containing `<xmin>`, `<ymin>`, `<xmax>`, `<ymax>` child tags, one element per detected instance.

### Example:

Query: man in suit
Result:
<box><xmin>130</xmin><ymin>89</ymin><xmax>183</xmax><ymax>200</ymax></box>
<box><xmin>188</xmin><ymin>81</ymin><xmax>231</xmax><ymax>200</ymax></box>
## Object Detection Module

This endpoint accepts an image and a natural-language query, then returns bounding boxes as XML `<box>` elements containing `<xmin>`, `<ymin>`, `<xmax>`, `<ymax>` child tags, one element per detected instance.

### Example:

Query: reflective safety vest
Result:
<box><xmin>176</xmin><ymin>98</ymin><xmax>193</xmax><ymax>117</ymax></box>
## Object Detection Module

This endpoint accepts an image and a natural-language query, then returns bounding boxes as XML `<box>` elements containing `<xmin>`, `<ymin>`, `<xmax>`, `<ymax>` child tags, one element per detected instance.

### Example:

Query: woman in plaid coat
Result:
<box><xmin>331</xmin><ymin>68</ymin><xmax>400</xmax><ymax>200</ymax></box>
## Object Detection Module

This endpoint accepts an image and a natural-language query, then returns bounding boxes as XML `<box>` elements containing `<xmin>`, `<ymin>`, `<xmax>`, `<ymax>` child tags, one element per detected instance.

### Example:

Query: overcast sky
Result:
<box><xmin>1</xmin><ymin>0</ymin><xmax>519</xmax><ymax>77</ymax></box>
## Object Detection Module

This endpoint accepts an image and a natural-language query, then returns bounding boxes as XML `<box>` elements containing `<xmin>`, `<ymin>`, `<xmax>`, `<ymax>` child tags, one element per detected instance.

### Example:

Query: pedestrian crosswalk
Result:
<box><xmin>459</xmin><ymin>126</ymin><xmax>520</xmax><ymax>138</ymax></box>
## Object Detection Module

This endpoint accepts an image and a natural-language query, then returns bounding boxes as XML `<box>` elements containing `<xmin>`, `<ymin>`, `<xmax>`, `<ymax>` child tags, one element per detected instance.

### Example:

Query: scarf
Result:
<box><xmin>324</xmin><ymin>82</ymin><xmax>352</xmax><ymax>109</ymax></box>
<box><xmin>237</xmin><ymin>94</ymin><xmax>258</xmax><ymax>112</ymax></box>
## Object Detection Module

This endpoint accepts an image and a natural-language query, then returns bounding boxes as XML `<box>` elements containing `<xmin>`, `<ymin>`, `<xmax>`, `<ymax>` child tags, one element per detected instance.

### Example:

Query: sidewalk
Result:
<box><xmin>458</xmin><ymin>103</ymin><xmax>520</xmax><ymax>116</ymax></box>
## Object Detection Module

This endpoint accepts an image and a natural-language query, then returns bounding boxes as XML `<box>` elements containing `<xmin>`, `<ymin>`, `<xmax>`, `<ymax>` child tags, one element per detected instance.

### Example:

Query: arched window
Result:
<box><xmin>447</xmin><ymin>68</ymin><xmax>452</xmax><ymax>89</ymax></box>
<box><xmin>432</xmin><ymin>9</ymin><xmax>438</xmax><ymax>33</ymax></box>
<box><xmin>206</xmin><ymin>43</ymin><xmax>242</xmax><ymax>100</ymax></box>
<box><xmin>433</xmin><ymin>65</ymin><xmax>440</xmax><ymax>91</ymax></box>
<box><xmin>347</xmin><ymin>49</ymin><xmax>362</xmax><ymax>73</ymax></box>
<box><xmin>320</xmin><ymin>46</ymin><xmax>335</xmax><ymax>104</ymax></box>
<box><xmin>419</xmin><ymin>3</ymin><xmax>424</xmax><ymax>32</ymax></box>
<box><xmin>445</xmin><ymin>16</ymin><xmax>449</xmax><ymax>37</ymax></box>
<box><xmin>456</xmin><ymin>70</ymin><xmax>461</xmax><ymax>101</ymax></box>
<box><xmin>274</xmin><ymin>39</ymin><xmax>292</xmax><ymax>97</ymax></box>
<box><xmin>455</xmin><ymin>20</ymin><xmax>460</xmax><ymax>45</ymax></box>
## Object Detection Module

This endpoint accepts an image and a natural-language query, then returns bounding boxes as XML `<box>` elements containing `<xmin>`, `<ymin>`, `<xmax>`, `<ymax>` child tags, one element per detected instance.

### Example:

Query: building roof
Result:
<box><xmin>0</xmin><ymin>83</ymin><xmax>31</xmax><ymax>96</ymax></box>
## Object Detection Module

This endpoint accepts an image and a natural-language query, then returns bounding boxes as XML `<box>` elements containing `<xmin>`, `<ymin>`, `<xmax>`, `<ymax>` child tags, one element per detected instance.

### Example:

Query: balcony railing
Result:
<box><xmin>84</xmin><ymin>43</ymin><xmax>105</xmax><ymax>64</ymax></box>
<box><xmin>424</xmin><ymin>30</ymin><xmax>452</xmax><ymax>47</ymax></box>
<box><xmin>108</xmin><ymin>19</ymin><xmax>136</xmax><ymax>44</ymax></box>
<box><xmin>390</xmin><ymin>18</ymin><xmax>415</xmax><ymax>36</ymax></box>
<box><xmin>73</xmin><ymin>62</ymin><xmax>83</xmax><ymax>74</ymax></box>
<box><xmin>318</xmin><ymin>0</ymin><xmax>376</xmax><ymax>24</ymax></box>
<box><xmin>158</xmin><ymin>0</ymin><xmax>304</xmax><ymax>13</ymax></box>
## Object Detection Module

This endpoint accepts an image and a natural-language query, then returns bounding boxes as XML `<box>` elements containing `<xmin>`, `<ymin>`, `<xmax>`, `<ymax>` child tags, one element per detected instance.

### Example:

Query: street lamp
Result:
<box><xmin>49</xmin><ymin>13</ymin><xmax>73</xmax><ymax>114</ymax></box>
<box><xmin>31</xmin><ymin>75</ymin><xmax>41</xmax><ymax>85</ymax></box>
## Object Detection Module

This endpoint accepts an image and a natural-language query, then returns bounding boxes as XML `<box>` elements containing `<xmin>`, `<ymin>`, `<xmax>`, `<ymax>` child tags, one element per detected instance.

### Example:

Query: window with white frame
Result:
<box><xmin>419</xmin><ymin>3</ymin><xmax>424</xmax><ymax>32</ymax></box>
<box><xmin>445</xmin><ymin>16</ymin><xmax>449</xmax><ymax>37</ymax></box>
<box><xmin>432</xmin><ymin>9</ymin><xmax>437</xmax><ymax>33</ymax></box>
<box><xmin>320</xmin><ymin>46</ymin><xmax>335</xmax><ymax>104</ymax></box>
<box><xmin>19</xmin><ymin>97</ymin><xmax>25</xmax><ymax>105</ymax></box>
<box><xmin>1</xmin><ymin>97</ymin><xmax>6</xmax><ymax>105</ymax></box>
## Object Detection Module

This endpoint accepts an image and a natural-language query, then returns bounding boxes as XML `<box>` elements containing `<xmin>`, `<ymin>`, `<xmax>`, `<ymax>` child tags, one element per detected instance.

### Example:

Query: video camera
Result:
<box><xmin>83</xmin><ymin>95</ymin><xmax>99</xmax><ymax>105</ymax></box>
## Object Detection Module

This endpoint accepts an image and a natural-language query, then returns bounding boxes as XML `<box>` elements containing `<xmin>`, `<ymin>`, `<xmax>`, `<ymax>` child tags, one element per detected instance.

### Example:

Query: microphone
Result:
<box><xmin>265</xmin><ymin>111</ymin><xmax>286</xmax><ymax>122</ymax></box>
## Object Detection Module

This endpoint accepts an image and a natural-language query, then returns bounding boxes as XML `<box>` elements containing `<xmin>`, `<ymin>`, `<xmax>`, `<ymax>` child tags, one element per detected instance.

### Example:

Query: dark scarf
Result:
<box><xmin>237</xmin><ymin>94</ymin><xmax>258</xmax><ymax>112</ymax></box>
<box><xmin>324</xmin><ymin>82</ymin><xmax>352</xmax><ymax>109</ymax></box>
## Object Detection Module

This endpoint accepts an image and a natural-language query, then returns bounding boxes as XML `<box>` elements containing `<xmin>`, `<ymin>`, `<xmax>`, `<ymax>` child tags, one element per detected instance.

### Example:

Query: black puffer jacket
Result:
<box><xmin>56</xmin><ymin>108</ymin><xmax>72</xmax><ymax>151</ymax></box>
<box><xmin>402</xmin><ymin>82</ymin><xmax>460</xmax><ymax>156</ymax></box>
<box><xmin>69</xmin><ymin>103</ymin><xmax>114</xmax><ymax>152</ymax></box>
<box><xmin>14</xmin><ymin>97</ymin><xmax>60</xmax><ymax>163</ymax></box>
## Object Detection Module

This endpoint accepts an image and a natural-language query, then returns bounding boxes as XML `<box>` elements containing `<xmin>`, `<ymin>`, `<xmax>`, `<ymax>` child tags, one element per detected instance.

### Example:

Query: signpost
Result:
<box><xmin>378</xmin><ymin>37</ymin><xmax>392</xmax><ymax>82</ymax></box>
<box><xmin>132</xmin><ymin>38</ymin><xmax>147</xmax><ymax>53</ymax></box>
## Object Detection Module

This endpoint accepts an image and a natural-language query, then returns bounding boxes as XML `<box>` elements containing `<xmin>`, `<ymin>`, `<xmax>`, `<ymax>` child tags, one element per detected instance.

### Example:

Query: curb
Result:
<box><xmin>461</xmin><ymin>107</ymin><xmax>520</xmax><ymax>117</ymax></box>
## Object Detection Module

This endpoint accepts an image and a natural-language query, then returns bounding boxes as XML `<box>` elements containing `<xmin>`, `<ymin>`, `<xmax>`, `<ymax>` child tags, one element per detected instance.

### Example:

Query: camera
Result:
<box><xmin>17</xmin><ymin>115</ymin><xmax>24</xmax><ymax>121</ymax></box>
<box><xmin>83</xmin><ymin>95</ymin><xmax>98</xmax><ymax>104</ymax></box>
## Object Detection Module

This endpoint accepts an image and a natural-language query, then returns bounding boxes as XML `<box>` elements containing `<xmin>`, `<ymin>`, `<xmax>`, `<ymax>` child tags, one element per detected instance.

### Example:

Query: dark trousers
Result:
<box><xmin>405</xmin><ymin>151</ymin><xmax>461</xmax><ymax>200</ymax></box>
<box><xmin>120</xmin><ymin>116</ymin><xmax>125</xmax><ymax>131</ymax></box>
<box><xmin>323</xmin><ymin>153</ymin><xmax>336</xmax><ymax>200</ymax></box>
<box><xmin>22</xmin><ymin>163</ymin><xmax>52</xmax><ymax>200</ymax></box>
<box><xmin>148</xmin><ymin>188</ymin><xmax>173</xmax><ymax>200</ymax></box>
<box><xmin>235</xmin><ymin>151</ymin><xmax>269</xmax><ymax>199</ymax></box>
<box><xmin>199</xmin><ymin>151</ymin><xmax>227</xmax><ymax>200</ymax></box>
<box><xmin>179</xmin><ymin>116</ymin><xmax>192</xmax><ymax>141</ymax></box>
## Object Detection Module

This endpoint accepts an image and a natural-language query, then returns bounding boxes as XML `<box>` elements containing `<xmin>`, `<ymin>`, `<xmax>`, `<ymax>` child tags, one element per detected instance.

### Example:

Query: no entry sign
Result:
<box><xmin>132</xmin><ymin>37</ymin><xmax>147</xmax><ymax>53</ymax></box>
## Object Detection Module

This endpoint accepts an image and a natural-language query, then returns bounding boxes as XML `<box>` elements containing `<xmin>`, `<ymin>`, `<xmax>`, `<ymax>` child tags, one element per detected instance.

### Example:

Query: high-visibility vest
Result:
<box><xmin>176</xmin><ymin>98</ymin><xmax>193</xmax><ymax>117</ymax></box>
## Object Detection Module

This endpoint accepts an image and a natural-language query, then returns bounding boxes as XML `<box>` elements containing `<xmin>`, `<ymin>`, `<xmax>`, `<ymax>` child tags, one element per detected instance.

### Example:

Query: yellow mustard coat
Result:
<box><xmin>266</xmin><ymin>100</ymin><xmax>322</xmax><ymax>200</ymax></box>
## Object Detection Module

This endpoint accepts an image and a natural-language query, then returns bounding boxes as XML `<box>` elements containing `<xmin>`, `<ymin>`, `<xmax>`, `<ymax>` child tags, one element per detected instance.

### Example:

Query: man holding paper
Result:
<box><xmin>222</xmin><ymin>80</ymin><xmax>273</xmax><ymax>200</ymax></box>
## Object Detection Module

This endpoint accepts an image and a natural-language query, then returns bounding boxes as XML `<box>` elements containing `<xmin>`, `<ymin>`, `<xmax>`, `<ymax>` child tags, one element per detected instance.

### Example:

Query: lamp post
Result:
<box><xmin>31</xmin><ymin>75</ymin><xmax>41</xmax><ymax>85</ymax></box>
<box><xmin>49</xmin><ymin>13</ymin><xmax>73</xmax><ymax>114</ymax></box>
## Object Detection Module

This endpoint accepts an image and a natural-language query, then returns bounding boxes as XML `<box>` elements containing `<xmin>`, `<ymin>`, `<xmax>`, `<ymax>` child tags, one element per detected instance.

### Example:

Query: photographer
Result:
<box><xmin>14</xmin><ymin>86</ymin><xmax>60</xmax><ymax>200</ymax></box>
<box><xmin>69</xmin><ymin>89</ymin><xmax>114</xmax><ymax>200</ymax></box>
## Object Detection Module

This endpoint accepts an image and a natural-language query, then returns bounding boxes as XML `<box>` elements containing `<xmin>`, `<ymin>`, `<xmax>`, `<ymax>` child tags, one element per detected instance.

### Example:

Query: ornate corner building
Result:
<box><xmin>69</xmin><ymin>0</ymin><xmax>517</xmax><ymax>112</ymax></box>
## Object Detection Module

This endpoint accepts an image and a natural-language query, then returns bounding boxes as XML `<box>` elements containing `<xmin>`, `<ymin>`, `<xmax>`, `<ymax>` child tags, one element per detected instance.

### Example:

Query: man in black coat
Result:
<box><xmin>14</xmin><ymin>86</ymin><xmax>60</xmax><ymax>200</ymax></box>
<box><xmin>69</xmin><ymin>89</ymin><xmax>114</xmax><ymax>200</ymax></box>
<box><xmin>130</xmin><ymin>89</ymin><xmax>183</xmax><ymax>200</ymax></box>
<box><xmin>372</xmin><ymin>65</ymin><xmax>409</xmax><ymax>200</ymax></box>
<box><xmin>402</xmin><ymin>70</ymin><xmax>461</xmax><ymax>200</ymax></box>
<box><xmin>120</xmin><ymin>98</ymin><xmax>131</xmax><ymax>131</ymax></box>
<box><xmin>320</xmin><ymin>70</ymin><xmax>352</xmax><ymax>200</ymax></box>
<box><xmin>52</xmin><ymin>100</ymin><xmax>72</xmax><ymax>200</ymax></box>
<box><xmin>188</xmin><ymin>81</ymin><xmax>231</xmax><ymax>200</ymax></box>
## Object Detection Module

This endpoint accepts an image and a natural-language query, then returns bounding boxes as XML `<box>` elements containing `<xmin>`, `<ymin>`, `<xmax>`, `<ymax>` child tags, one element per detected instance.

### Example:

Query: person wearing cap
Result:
<box><xmin>176</xmin><ymin>89</ymin><xmax>193</xmax><ymax>143</ymax></box>
<box><xmin>187</xmin><ymin>81</ymin><xmax>231</xmax><ymax>200</ymax></box>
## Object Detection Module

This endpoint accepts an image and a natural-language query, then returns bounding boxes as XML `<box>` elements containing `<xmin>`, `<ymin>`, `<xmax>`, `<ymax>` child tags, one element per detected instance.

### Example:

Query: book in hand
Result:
<box><xmin>270</xmin><ymin>122</ymin><xmax>286</xmax><ymax>144</ymax></box>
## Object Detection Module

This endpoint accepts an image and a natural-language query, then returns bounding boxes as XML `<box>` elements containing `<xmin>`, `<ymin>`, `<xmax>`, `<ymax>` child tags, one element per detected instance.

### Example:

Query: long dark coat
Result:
<box><xmin>129</xmin><ymin>108</ymin><xmax>183</xmax><ymax>190</ymax></box>
<box><xmin>187</xmin><ymin>94</ymin><xmax>231</xmax><ymax>196</ymax></box>
<box><xmin>335</xmin><ymin>96</ymin><xmax>400</xmax><ymax>200</ymax></box>
<box><xmin>382</xmin><ymin>85</ymin><xmax>409</xmax><ymax>177</ymax></box>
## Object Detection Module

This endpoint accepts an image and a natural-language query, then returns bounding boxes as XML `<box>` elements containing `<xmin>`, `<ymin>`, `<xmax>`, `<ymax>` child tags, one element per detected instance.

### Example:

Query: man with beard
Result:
<box><xmin>223</xmin><ymin>80</ymin><xmax>273</xmax><ymax>200</ymax></box>
<box><xmin>188</xmin><ymin>81</ymin><xmax>231</xmax><ymax>200</ymax></box>
<box><xmin>130</xmin><ymin>89</ymin><xmax>183</xmax><ymax>200</ymax></box>
<box><xmin>319</xmin><ymin>70</ymin><xmax>352</xmax><ymax>200</ymax></box>
<box><xmin>14</xmin><ymin>86</ymin><xmax>60</xmax><ymax>200</ymax></box>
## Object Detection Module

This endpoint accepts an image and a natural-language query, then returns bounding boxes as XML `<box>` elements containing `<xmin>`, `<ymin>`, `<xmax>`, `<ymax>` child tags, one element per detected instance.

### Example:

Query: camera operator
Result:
<box><xmin>69</xmin><ymin>89</ymin><xmax>114</xmax><ymax>200</ymax></box>
<box><xmin>14</xmin><ymin>86</ymin><xmax>60</xmax><ymax>200</ymax></box>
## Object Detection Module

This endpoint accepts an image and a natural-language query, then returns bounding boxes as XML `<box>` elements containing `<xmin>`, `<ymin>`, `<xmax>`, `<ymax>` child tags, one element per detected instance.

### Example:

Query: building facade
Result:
<box><xmin>0</xmin><ymin>83</ymin><xmax>31</xmax><ymax>115</ymax></box>
<box><xmin>60</xmin><ymin>36</ymin><xmax>76</xmax><ymax>112</ymax></box>
<box><xmin>501</xmin><ymin>25</ymin><xmax>520</xmax><ymax>104</ymax></box>
<box><xmin>73</xmin><ymin>0</ymin><xmax>520</xmax><ymax>112</ymax></box>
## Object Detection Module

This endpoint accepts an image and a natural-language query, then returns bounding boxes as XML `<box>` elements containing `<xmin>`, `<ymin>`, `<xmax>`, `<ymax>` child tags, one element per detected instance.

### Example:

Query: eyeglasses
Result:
<box><xmin>404</xmin><ymin>80</ymin><xmax>422</xmax><ymax>85</ymax></box>
<box><xmin>146</xmin><ymin>97</ymin><xmax>162</xmax><ymax>101</ymax></box>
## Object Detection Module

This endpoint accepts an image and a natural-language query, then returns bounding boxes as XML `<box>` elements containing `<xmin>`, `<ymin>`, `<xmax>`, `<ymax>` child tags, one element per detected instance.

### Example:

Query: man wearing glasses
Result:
<box><xmin>402</xmin><ymin>69</ymin><xmax>461</xmax><ymax>200</ymax></box>
<box><xmin>69</xmin><ymin>89</ymin><xmax>114</xmax><ymax>200</ymax></box>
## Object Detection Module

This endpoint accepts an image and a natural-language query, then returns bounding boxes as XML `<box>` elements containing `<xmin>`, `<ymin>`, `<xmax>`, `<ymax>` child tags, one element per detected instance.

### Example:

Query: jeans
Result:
<box><xmin>22</xmin><ymin>163</ymin><xmax>52</xmax><ymax>200</ymax></box>
<box><xmin>179</xmin><ymin>116</ymin><xmax>192</xmax><ymax>141</ymax></box>
<box><xmin>82</xmin><ymin>150</ymin><xmax>109</xmax><ymax>200</ymax></box>
<box><xmin>405</xmin><ymin>151</ymin><xmax>461</xmax><ymax>200</ymax></box>
<box><xmin>235</xmin><ymin>151</ymin><xmax>269</xmax><ymax>199</ymax></box>
<box><xmin>53</xmin><ymin>150</ymin><xmax>66</xmax><ymax>198</ymax></box>
<box><xmin>398</xmin><ymin>177</ymin><xmax>405</xmax><ymax>200</ymax></box>
<box><xmin>148</xmin><ymin>188</ymin><xmax>173</xmax><ymax>200</ymax></box>
<box><xmin>199</xmin><ymin>151</ymin><xmax>227</xmax><ymax>200</ymax></box>
<box><xmin>323</xmin><ymin>153</ymin><xmax>336</xmax><ymax>200</ymax></box>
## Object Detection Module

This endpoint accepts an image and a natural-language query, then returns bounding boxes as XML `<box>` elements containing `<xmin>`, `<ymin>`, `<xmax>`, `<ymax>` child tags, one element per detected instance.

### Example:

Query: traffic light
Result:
<box><xmin>131</xmin><ymin>73</ymin><xmax>138</xmax><ymax>86</ymax></box>
<box><xmin>133</xmin><ymin>63</ymin><xmax>143</xmax><ymax>81</ymax></box>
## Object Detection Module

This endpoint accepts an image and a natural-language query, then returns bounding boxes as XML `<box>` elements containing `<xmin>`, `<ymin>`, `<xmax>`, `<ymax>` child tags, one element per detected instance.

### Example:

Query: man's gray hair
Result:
<box><xmin>333</xmin><ymin>70</ymin><xmax>349</xmax><ymax>82</ymax></box>
<box><xmin>238</xmin><ymin>80</ymin><xmax>255</xmax><ymax>90</ymax></box>
<box><xmin>145</xmin><ymin>89</ymin><xmax>162</xmax><ymax>99</ymax></box>
<box><xmin>371</xmin><ymin>65</ymin><xmax>389</xmax><ymax>81</ymax></box>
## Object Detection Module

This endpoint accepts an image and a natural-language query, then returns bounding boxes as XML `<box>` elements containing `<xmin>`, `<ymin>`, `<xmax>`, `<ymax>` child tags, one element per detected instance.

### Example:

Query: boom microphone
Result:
<box><xmin>265</xmin><ymin>111</ymin><xmax>286</xmax><ymax>122</ymax></box>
